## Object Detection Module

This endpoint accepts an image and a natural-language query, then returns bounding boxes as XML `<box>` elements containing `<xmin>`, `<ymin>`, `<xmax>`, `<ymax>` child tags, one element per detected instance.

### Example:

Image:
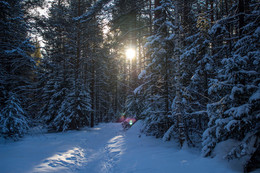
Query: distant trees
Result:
<box><xmin>107</xmin><ymin>0</ymin><xmax>148</xmax><ymax>118</ymax></box>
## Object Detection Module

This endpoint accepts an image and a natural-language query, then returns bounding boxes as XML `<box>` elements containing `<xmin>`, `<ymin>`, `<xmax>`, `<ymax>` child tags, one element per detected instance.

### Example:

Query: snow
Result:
<box><xmin>73</xmin><ymin>0</ymin><xmax>112</xmax><ymax>22</ymax></box>
<box><xmin>138</xmin><ymin>69</ymin><xmax>146</xmax><ymax>79</ymax></box>
<box><xmin>133</xmin><ymin>84</ymin><xmax>143</xmax><ymax>95</ymax></box>
<box><xmin>230</xmin><ymin>86</ymin><xmax>243</xmax><ymax>100</ymax></box>
<box><xmin>250</xmin><ymin>87</ymin><xmax>260</xmax><ymax>103</ymax></box>
<box><xmin>224</xmin><ymin>104</ymin><xmax>250</xmax><ymax>118</ymax></box>
<box><xmin>0</xmin><ymin>1</ymin><xmax>9</xmax><ymax>5</ymax></box>
<box><xmin>162</xmin><ymin>124</ymin><xmax>174</xmax><ymax>141</ymax></box>
<box><xmin>213</xmin><ymin>139</ymin><xmax>248</xmax><ymax>171</ymax></box>
<box><xmin>224</xmin><ymin>120</ymin><xmax>239</xmax><ymax>131</ymax></box>
<box><xmin>0</xmin><ymin>121</ymin><xmax>243</xmax><ymax>173</ymax></box>
<box><xmin>166</xmin><ymin>33</ymin><xmax>175</xmax><ymax>40</ymax></box>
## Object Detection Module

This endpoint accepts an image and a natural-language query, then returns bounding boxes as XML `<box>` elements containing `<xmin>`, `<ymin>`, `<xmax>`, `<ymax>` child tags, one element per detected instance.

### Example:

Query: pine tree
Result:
<box><xmin>39</xmin><ymin>0</ymin><xmax>71</xmax><ymax>130</ymax></box>
<box><xmin>0</xmin><ymin>92</ymin><xmax>29</xmax><ymax>139</ymax></box>
<box><xmin>141</xmin><ymin>0</ymin><xmax>175</xmax><ymax>138</ymax></box>
<box><xmin>39</xmin><ymin>0</ymin><xmax>110</xmax><ymax>131</ymax></box>
<box><xmin>174</xmin><ymin>0</ymin><xmax>211</xmax><ymax>147</ymax></box>
<box><xmin>0</xmin><ymin>0</ymin><xmax>35</xmax><ymax>139</ymax></box>
<box><xmin>202</xmin><ymin>1</ymin><xmax>259</xmax><ymax>171</ymax></box>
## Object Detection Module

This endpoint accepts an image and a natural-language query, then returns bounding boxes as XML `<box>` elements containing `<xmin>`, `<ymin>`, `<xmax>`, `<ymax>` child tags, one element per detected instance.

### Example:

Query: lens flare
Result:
<box><xmin>125</xmin><ymin>48</ymin><xmax>135</xmax><ymax>60</ymax></box>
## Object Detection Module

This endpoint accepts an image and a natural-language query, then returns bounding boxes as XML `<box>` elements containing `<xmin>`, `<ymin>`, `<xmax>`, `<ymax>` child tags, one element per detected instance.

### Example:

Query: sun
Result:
<box><xmin>125</xmin><ymin>48</ymin><xmax>135</xmax><ymax>60</ymax></box>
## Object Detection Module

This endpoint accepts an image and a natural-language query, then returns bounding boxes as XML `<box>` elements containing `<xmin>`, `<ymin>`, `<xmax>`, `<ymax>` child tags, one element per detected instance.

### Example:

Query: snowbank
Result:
<box><xmin>126</xmin><ymin>120</ymin><xmax>143</xmax><ymax>136</ymax></box>
<box><xmin>213</xmin><ymin>139</ymin><xmax>248</xmax><ymax>172</ymax></box>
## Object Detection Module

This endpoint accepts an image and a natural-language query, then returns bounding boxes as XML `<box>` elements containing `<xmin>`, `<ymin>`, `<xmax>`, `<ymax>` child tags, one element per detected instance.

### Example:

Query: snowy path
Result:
<box><xmin>0</xmin><ymin>122</ymin><xmax>242</xmax><ymax>173</ymax></box>
<box><xmin>0</xmin><ymin>123</ymin><xmax>125</xmax><ymax>173</ymax></box>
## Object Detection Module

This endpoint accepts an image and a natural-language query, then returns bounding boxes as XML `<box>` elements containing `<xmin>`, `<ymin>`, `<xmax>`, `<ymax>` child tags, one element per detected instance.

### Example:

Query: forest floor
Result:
<box><xmin>0</xmin><ymin>121</ymin><xmax>247</xmax><ymax>173</ymax></box>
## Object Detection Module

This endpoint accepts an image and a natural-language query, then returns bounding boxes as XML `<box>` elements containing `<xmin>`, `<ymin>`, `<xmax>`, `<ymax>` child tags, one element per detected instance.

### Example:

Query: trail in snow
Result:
<box><xmin>0</xmin><ymin>123</ymin><xmax>125</xmax><ymax>173</ymax></box>
<box><xmin>0</xmin><ymin>122</ymin><xmax>247</xmax><ymax>173</ymax></box>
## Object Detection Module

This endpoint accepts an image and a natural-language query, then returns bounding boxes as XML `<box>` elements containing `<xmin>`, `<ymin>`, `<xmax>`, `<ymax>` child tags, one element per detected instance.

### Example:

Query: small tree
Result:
<box><xmin>0</xmin><ymin>93</ymin><xmax>29</xmax><ymax>139</ymax></box>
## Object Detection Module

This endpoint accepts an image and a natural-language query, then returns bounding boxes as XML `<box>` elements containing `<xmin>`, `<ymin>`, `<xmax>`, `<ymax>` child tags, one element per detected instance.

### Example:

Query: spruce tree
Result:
<box><xmin>202</xmin><ymin>1</ymin><xmax>259</xmax><ymax>171</ymax></box>
<box><xmin>141</xmin><ymin>0</ymin><xmax>175</xmax><ymax>138</ymax></box>
<box><xmin>0</xmin><ymin>0</ymin><xmax>35</xmax><ymax>139</ymax></box>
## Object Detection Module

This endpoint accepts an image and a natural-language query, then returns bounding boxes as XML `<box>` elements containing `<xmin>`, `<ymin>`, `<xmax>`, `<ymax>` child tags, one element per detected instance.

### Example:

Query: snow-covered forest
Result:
<box><xmin>0</xmin><ymin>0</ymin><xmax>259</xmax><ymax>172</ymax></box>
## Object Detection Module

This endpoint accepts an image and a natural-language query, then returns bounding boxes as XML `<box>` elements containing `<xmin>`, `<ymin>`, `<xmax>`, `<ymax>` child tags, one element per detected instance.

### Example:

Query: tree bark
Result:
<box><xmin>174</xmin><ymin>0</ymin><xmax>185</xmax><ymax>148</ymax></box>
<box><xmin>238</xmin><ymin>0</ymin><xmax>245</xmax><ymax>37</ymax></box>
<box><xmin>91</xmin><ymin>58</ymin><xmax>95</xmax><ymax>127</ymax></box>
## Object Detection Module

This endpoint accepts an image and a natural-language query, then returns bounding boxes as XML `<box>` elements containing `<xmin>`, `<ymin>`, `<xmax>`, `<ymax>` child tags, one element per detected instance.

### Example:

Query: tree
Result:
<box><xmin>173</xmin><ymin>0</ymin><xmax>211</xmax><ymax>147</ymax></box>
<box><xmin>0</xmin><ymin>0</ymin><xmax>35</xmax><ymax>139</ymax></box>
<box><xmin>108</xmin><ymin>0</ymin><xmax>148</xmax><ymax>117</ymax></box>
<box><xmin>202</xmin><ymin>0</ymin><xmax>259</xmax><ymax>171</ymax></box>
<box><xmin>39</xmin><ymin>0</ymin><xmax>93</xmax><ymax>131</ymax></box>
<box><xmin>140</xmin><ymin>0</ymin><xmax>175</xmax><ymax>138</ymax></box>
<box><xmin>39</xmin><ymin>0</ymin><xmax>111</xmax><ymax>131</ymax></box>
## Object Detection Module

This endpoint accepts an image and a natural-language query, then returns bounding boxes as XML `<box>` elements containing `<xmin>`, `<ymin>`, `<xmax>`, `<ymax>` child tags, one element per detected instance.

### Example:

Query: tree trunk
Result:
<box><xmin>174</xmin><ymin>1</ymin><xmax>185</xmax><ymax>147</ymax></box>
<box><xmin>76</xmin><ymin>0</ymin><xmax>81</xmax><ymax>85</ymax></box>
<box><xmin>238</xmin><ymin>0</ymin><xmax>245</xmax><ymax>37</ymax></box>
<box><xmin>91</xmin><ymin>58</ymin><xmax>95</xmax><ymax>127</ymax></box>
